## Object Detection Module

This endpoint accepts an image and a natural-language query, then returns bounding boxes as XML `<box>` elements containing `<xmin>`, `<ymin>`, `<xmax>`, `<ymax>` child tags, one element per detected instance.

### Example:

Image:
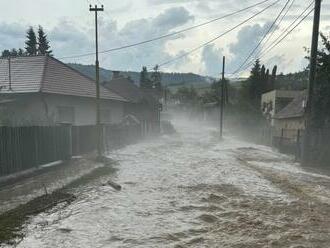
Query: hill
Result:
<box><xmin>67</xmin><ymin>63</ymin><xmax>213</xmax><ymax>88</ymax></box>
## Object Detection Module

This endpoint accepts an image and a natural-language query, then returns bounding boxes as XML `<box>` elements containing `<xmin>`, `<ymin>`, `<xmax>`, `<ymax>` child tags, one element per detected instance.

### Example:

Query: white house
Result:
<box><xmin>0</xmin><ymin>55</ymin><xmax>128</xmax><ymax>126</ymax></box>
<box><xmin>261</xmin><ymin>90</ymin><xmax>301</xmax><ymax>126</ymax></box>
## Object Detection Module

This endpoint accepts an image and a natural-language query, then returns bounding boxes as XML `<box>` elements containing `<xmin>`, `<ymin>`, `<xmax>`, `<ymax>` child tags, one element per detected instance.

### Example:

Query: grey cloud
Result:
<box><xmin>201</xmin><ymin>44</ymin><xmax>223</xmax><ymax>76</ymax></box>
<box><xmin>228</xmin><ymin>22</ymin><xmax>273</xmax><ymax>71</ymax></box>
<box><xmin>0</xmin><ymin>22</ymin><xmax>26</xmax><ymax>51</ymax></box>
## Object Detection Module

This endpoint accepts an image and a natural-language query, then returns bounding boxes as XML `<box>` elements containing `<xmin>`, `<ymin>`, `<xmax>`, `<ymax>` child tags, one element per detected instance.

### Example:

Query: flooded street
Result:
<box><xmin>10</xmin><ymin>120</ymin><xmax>330</xmax><ymax>247</ymax></box>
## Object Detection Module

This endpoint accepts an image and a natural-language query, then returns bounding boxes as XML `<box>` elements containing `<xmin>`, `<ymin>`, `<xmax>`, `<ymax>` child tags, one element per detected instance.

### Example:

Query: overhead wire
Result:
<box><xmin>152</xmin><ymin>0</ymin><xmax>282</xmax><ymax>69</ymax></box>
<box><xmin>231</xmin><ymin>0</ymin><xmax>291</xmax><ymax>75</ymax></box>
<box><xmin>231</xmin><ymin>1</ymin><xmax>314</xmax><ymax>76</ymax></box>
<box><xmin>57</xmin><ymin>0</ymin><xmax>276</xmax><ymax>60</ymax></box>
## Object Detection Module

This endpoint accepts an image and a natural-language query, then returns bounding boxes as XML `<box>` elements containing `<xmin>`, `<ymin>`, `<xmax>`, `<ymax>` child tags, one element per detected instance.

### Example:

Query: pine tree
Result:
<box><xmin>270</xmin><ymin>65</ymin><xmax>277</xmax><ymax>90</ymax></box>
<box><xmin>150</xmin><ymin>65</ymin><xmax>162</xmax><ymax>91</ymax></box>
<box><xmin>25</xmin><ymin>27</ymin><xmax>37</xmax><ymax>55</ymax></box>
<box><xmin>248</xmin><ymin>59</ymin><xmax>262</xmax><ymax>102</ymax></box>
<box><xmin>265</xmin><ymin>69</ymin><xmax>270</xmax><ymax>91</ymax></box>
<box><xmin>37</xmin><ymin>25</ymin><xmax>52</xmax><ymax>55</ymax></box>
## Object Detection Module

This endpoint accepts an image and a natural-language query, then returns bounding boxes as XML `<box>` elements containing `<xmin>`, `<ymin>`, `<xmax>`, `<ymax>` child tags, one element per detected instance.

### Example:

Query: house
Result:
<box><xmin>273</xmin><ymin>90</ymin><xmax>307</xmax><ymax>134</ymax></box>
<box><xmin>270</xmin><ymin>91</ymin><xmax>307</xmax><ymax>155</ymax></box>
<box><xmin>103</xmin><ymin>71</ymin><xmax>161</xmax><ymax>134</ymax></box>
<box><xmin>0</xmin><ymin>55</ymin><xmax>128</xmax><ymax>126</ymax></box>
<box><xmin>261</xmin><ymin>90</ymin><xmax>301</xmax><ymax>126</ymax></box>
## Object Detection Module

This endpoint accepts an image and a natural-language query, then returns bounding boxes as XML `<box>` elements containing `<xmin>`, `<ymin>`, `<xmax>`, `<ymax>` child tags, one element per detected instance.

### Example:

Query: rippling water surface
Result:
<box><xmin>13</xmin><ymin>120</ymin><xmax>330</xmax><ymax>248</ymax></box>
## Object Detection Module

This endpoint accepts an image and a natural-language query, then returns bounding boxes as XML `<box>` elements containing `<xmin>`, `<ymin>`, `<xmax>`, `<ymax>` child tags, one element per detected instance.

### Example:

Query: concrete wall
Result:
<box><xmin>261</xmin><ymin>90</ymin><xmax>301</xmax><ymax>126</ymax></box>
<box><xmin>1</xmin><ymin>93</ymin><xmax>125</xmax><ymax>126</ymax></box>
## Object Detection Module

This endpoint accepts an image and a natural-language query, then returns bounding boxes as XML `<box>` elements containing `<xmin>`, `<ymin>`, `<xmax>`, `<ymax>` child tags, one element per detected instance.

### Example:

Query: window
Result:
<box><xmin>57</xmin><ymin>106</ymin><xmax>75</xmax><ymax>124</ymax></box>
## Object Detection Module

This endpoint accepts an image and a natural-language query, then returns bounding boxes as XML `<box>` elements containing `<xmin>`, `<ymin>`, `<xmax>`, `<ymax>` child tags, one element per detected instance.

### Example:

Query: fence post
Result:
<box><xmin>34</xmin><ymin>127</ymin><xmax>39</xmax><ymax>168</ymax></box>
<box><xmin>296</xmin><ymin>129</ymin><xmax>301</xmax><ymax>160</ymax></box>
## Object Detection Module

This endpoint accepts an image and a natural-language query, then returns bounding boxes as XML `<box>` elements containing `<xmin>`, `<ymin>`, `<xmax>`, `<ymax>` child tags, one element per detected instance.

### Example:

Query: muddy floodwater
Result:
<box><xmin>7</xmin><ymin>120</ymin><xmax>330</xmax><ymax>247</ymax></box>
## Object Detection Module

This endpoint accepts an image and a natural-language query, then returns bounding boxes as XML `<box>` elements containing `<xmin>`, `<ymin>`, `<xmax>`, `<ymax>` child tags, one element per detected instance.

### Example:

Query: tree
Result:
<box><xmin>140</xmin><ymin>66</ymin><xmax>152</xmax><ymax>89</ymax></box>
<box><xmin>150</xmin><ymin>65</ymin><xmax>162</xmax><ymax>91</ymax></box>
<box><xmin>1</xmin><ymin>50</ymin><xmax>11</xmax><ymax>58</ymax></box>
<box><xmin>37</xmin><ymin>25</ymin><xmax>52</xmax><ymax>55</ymax></box>
<box><xmin>270</xmin><ymin>65</ymin><xmax>277</xmax><ymax>90</ymax></box>
<box><xmin>25</xmin><ymin>27</ymin><xmax>37</xmax><ymax>55</ymax></box>
<box><xmin>311</xmin><ymin>33</ymin><xmax>330</xmax><ymax>128</ymax></box>
<box><xmin>10</xmin><ymin>48</ymin><xmax>18</xmax><ymax>57</ymax></box>
<box><xmin>248</xmin><ymin>59</ymin><xmax>262</xmax><ymax>103</ymax></box>
<box><xmin>1</xmin><ymin>48</ymin><xmax>25</xmax><ymax>58</ymax></box>
<box><xmin>17</xmin><ymin>48</ymin><xmax>24</xmax><ymax>56</ymax></box>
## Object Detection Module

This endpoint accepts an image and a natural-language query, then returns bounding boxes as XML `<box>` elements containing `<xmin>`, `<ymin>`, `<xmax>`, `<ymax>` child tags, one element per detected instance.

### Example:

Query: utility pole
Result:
<box><xmin>90</xmin><ymin>4</ymin><xmax>104</xmax><ymax>158</ymax></box>
<box><xmin>303</xmin><ymin>0</ymin><xmax>322</xmax><ymax>163</ymax></box>
<box><xmin>220</xmin><ymin>56</ymin><xmax>225</xmax><ymax>139</ymax></box>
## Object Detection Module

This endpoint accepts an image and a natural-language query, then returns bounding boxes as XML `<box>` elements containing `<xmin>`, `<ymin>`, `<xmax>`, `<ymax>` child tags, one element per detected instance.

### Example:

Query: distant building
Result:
<box><xmin>103</xmin><ymin>71</ymin><xmax>161</xmax><ymax>134</ymax></box>
<box><xmin>0</xmin><ymin>56</ymin><xmax>127</xmax><ymax>126</ymax></box>
<box><xmin>273</xmin><ymin>91</ymin><xmax>307</xmax><ymax>132</ymax></box>
<box><xmin>261</xmin><ymin>90</ymin><xmax>301</xmax><ymax>126</ymax></box>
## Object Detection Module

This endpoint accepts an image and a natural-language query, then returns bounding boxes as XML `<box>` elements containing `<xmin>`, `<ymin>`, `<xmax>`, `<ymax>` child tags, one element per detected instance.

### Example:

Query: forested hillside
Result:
<box><xmin>67</xmin><ymin>63</ymin><xmax>213</xmax><ymax>87</ymax></box>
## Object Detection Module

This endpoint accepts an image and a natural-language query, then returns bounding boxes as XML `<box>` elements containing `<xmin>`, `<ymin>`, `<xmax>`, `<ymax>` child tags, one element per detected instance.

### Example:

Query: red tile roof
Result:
<box><xmin>0</xmin><ymin>56</ymin><xmax>127</xmax><ymax>102</ymax></box>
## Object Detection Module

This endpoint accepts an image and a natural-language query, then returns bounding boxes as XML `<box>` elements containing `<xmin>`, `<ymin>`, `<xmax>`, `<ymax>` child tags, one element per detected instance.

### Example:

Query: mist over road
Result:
<box><xmin>12</xmin><ymin>120</ymin><xmax>330</xmax><ymax>248</ymax></box>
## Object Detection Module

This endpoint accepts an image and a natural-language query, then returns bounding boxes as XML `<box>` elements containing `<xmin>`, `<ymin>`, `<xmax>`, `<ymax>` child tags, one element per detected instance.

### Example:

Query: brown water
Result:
<box><xmin>6</xmin><ymin>120</ymin><xmax>330</xmax><ymax>247</ymax></box>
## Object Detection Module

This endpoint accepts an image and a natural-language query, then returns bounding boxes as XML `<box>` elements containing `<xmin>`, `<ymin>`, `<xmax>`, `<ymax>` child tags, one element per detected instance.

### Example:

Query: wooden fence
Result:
<box><xmin>0</xmin><ymin>123</ymin><xmax>144</xmax><ymax>177</ymax></box>
<box><xmin>0</xmin><ymin>126</ymin><xmax>71</xmax><ymax>177</ymax></box>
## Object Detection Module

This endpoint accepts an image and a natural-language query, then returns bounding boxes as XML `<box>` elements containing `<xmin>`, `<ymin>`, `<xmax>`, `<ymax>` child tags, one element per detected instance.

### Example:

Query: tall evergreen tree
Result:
<box><xmin>37</xmin><ymin>26</ymin><xmax>52</xmax><ymax>55</ymax></box>
<box><xmin>150</xmin><ymin>65</ymin><xmax>162</xmax><ymax>91</ymax></box>
<box><xmin>270</xmin><ymin>65</ymin><xmax>277</xmax><ymax>90</ymax></box>
<box><xmin>248</xmin><ymin>59</ymin><xmax>262</xmax><ymax>102</ymax></box>
<box><xmin>25</xmin><ymin>27</ymin><xmax>37</xmax><ymax>55</ymax></box>
<box><xmin>265</xmin><ymin>68</ymin><xmax>270</xmax><ymax>91</ymax></box>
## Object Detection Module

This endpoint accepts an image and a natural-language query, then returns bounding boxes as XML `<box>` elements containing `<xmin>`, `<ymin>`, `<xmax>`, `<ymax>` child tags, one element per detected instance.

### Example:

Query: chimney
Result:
<box><xmin>112</xmin><ymin>71</ymin><xmax>120</xmax><ymax>80</ymax></box>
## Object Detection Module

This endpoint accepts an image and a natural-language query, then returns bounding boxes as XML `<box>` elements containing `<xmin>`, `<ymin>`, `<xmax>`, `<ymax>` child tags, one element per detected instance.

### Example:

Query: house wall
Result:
<box><xmin>1</xmin><ymin>93</ymin><xmax>125</xmax><ymax>126</ymax></box>
<box><xmin>273</xmin><ymin>117</ymin><xmax>305</xmax><ymax>141</ymax></box>
<box><xmin>261</xmin><ymin>90</ymin><xmax>301</xmax><ymax>126</ymax></box>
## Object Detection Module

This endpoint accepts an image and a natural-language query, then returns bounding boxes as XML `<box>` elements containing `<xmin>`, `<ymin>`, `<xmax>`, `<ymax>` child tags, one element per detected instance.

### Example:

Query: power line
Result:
<box><xmin>58</xmin><ymin>0</ymin><xmax>276</xmax><ymax>60</ymax></box>
<box><xmin>261</xmin><ymin>0</ymin><xmax>295</xmax><ymax>50</ymax></box>
<box><xmin>231</xmin><ymin>0</ymin><xmax>291</xmax><ymax>75</ymax></box>
<box><xmin>231</xmin><ymin>2</ymin><xmax>314</xmax><ymax>76</ymax></box>
<box><xmin>153</xmin><ymin>0</ymin><xmax>281</xmax><ymax>69</ymax></box>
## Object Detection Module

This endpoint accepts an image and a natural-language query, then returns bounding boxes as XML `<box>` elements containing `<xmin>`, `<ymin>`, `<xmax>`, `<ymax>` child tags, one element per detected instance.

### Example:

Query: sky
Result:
<box><xmin>0</xmin><ymin>0</ymin><xmax>329</xmax><ymax>78</ymax></box>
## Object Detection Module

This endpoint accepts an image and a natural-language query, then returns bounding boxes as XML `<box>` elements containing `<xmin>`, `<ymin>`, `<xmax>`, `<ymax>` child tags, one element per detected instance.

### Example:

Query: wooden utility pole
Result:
<box><xmin>303</xmin><ymin>0</ymin><xmax>322</xmax><ymax>163</ymax></box>
<box><xmin>90</xmin><ymin>4</ymin><xmax>104</xmax><ymax>158</ymax></box>
<box><xmin>220</xmin><ymin>56</ymin><xmax>225</xmax><ymax>138</ymax></box>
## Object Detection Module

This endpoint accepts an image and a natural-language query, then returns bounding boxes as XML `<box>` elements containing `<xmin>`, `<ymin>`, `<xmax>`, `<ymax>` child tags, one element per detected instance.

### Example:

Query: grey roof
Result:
<box><xmin>103</xmin><ymin>77</ymin><xmax>145</xmax><ymax>103</ymax></box>
<box><xmin>0</xmin><ymin>56</ymin><xmax>127</xmax><ymax>102</ymax></box>
<box><xmin>274</xmin><ymin>91</ymin><xmax>307</xmax><ymax>119</ymax></box>
<box><xmin>104</xmin><ymin>77</ymin><xmax>159</xmax><ymax>106</ymax></box>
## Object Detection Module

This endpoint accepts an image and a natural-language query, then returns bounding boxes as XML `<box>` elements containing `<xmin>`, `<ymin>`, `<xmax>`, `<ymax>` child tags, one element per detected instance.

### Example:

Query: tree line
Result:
<box><xmin>1</xmin><ymin>26</ymin><xmax>52</xmax><ymax>58</ymax></box>
<box><xmin>139</xmin><ymin>65</ymin><xmax>162</xmax><ymax>91</ymax></box>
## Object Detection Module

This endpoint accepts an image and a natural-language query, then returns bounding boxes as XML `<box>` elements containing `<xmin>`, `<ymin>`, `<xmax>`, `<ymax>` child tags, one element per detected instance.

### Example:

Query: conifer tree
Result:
<box><xmin>37</xmin><ymin>26</ymin><xmax>52</xmax><ymax>55</ymax></box>
<box><xmin>151</xmin><ymin>65</ymin><xmax>162</xmax><ymax>91</ymax></box>
<box><xmin>25</xmin><ymin>27</ymin><xmax>37</xmax><ymax>55</ymax></box>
